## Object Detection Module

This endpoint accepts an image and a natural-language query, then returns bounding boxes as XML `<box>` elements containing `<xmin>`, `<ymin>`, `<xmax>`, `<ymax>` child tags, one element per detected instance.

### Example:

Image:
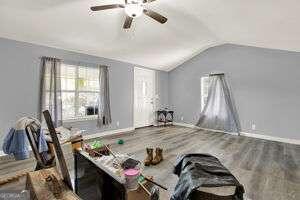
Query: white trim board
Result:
<box><xmin>173</xmin><ymin>122</ymin><xmax>300</xmax><ymax>145</ymax></box>
<box><xmin>240</xmin><ymin>132</ymin><xmax>300</xmax><ymax>145</ymax></box>
<box><xmin>83</xmin><ymin>127</ymin><xmax>135</xmax><ymax>140</ymax></box>
<box><xmin>0</xmin><ymin>127</ymin><xmax>135</xmax><ymax>157</ymax></box>
<box><xmin>173</xmin><ymin>122</ymin><xmax>239</xmax><ymax>136</ymax></box>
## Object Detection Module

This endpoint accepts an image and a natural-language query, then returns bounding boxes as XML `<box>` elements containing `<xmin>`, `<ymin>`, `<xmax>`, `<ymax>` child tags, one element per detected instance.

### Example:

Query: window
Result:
<box><xmin>201</xmin><ymin>76</ymin><xmax>210</xmax><ymax>111</ymax></box>
<box><xmin>60</xmin><ymin>64</ymin><xmax>99</xmax><ymax>121</ymax></box>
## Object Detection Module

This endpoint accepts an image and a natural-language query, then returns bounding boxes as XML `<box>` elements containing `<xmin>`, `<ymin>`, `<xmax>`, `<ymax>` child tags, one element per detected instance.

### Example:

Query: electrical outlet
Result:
<box><xmin>181</xmin><ymin>116</ymin><xmax>184</xmax><ymax>121</ymax></box>
<box><xmin>116</xmin><ymin>121</ymin><xmax>120</xmax><ymax>127</ymax></box>
<box><xmin>251</xmin><ymin>124</ymin><xmax>256</xmax><ymax>130</ymax></box>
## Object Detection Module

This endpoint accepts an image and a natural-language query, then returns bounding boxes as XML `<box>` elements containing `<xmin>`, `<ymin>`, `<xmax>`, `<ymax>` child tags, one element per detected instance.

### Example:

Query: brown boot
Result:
<box><xmin>144</xmin><ymin>148</ymin><xmax>153</xmax><ymax>166</ymax></box>
<box><xmin>152</xmin><ymin>148</ymin><xmax>163</xmax><ymax>165</ymax></box>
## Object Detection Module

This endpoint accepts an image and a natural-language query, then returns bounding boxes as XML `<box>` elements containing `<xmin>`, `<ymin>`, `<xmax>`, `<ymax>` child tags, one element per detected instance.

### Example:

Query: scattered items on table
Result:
<box><xmin>94</xmin><ymin>154</ymin><xmax>126</xmax><ymax>176</ymax></box>
<box><xmin>118</xmin><ymin>139</ymin><xmax>125</xmax><ymax>145</ymax></box>
<box><xmin>91</xmin><ymin>140</ymin><xmax>102</xmax><ymax>149</ymax></box>
<box><xmin>140</xmin><ymin>175</ymin><xmax>168</xmax><ymax>191</ymax></box>
<box><xmin>104</xmin><ymin>144</ymin><xmax>117</xmax><ymax>158</ymax></box>
<box><xmin>137</xmin><ymin>175</ymin><xmax>160</xmax><ymax>200</ymax></box>
<box><xmin>84</xmin><ymin>141</ymin><xmax>110</xmax><ymax>157</ymax></box>
<box><xmin>44</xmin><ymin>126</ymin><xmax>84</xmax><ymax>143</ymax></box>
<box><xmin>81</xmin><ymin>139</ymin><xmax>166</xmax><ymax>198</ymax></box>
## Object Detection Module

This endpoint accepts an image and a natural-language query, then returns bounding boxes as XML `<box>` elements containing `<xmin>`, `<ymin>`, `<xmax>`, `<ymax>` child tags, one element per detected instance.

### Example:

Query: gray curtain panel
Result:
<box><xmin>38</xmin><ymin>57</ymin><xmax>63</xmax><ymax>127</ymax></box>
<box><xmin>197</xmin><ymin>74</ymin><xmax>241</xmax><ymax>134</ymax></box>
<box><xmin>97</xmin><ymin>65</ymin><xmax>112</xmax><ymax>127</ymax></box>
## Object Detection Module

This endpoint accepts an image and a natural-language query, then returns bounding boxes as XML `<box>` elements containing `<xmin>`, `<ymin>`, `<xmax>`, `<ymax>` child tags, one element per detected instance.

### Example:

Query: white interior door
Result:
<box><xmin>134</xmin><ymin>67</ymin><xmax>156</xmax><ymax>128</ymax></box>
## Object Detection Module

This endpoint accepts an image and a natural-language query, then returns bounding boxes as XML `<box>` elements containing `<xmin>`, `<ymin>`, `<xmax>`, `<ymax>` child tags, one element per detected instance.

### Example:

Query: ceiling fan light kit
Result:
<box><xmin>125</xmin><ymin>2</ymin><xmax>143</xmax><ymax>18</ymax></box>
<box><xmin>90</xmin><ymin>0</ymin><xmax>168</xmax><ymax>29</ymax></box>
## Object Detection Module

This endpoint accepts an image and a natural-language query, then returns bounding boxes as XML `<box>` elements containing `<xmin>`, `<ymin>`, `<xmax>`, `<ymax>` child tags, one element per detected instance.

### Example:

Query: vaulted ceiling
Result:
<box><xmin>0</xmin><ymin>0</ymin><xmax>299</xmax><ymax>71</ymax></box>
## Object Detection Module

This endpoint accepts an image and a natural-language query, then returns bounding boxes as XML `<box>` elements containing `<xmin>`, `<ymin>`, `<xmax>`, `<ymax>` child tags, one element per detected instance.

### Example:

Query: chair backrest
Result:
<box><xmin>25</xmin><ymin>121</ymin><xmax>55</xmax><ymax>170</ymax></box>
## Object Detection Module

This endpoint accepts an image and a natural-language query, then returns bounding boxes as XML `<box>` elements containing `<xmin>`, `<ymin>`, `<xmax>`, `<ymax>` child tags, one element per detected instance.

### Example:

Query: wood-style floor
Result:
<box><xmin>0</xmin><ymin>125</ymin><xmax>299</xmax><ymax>200</ymax></box>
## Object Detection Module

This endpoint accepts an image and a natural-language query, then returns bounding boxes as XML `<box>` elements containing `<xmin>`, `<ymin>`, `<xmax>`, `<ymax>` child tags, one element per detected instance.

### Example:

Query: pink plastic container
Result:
<box><xmin>124</xmin><ymin>169</ymin><xmax>140</xmax><ymax>190</ymax></box>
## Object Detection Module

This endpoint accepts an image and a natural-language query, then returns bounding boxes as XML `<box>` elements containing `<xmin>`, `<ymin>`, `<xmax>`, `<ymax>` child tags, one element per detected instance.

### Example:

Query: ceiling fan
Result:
<box><xmin>90</xmin><ymin>0</ymin><xmax>168</xmax><ymax>29</ymax></box>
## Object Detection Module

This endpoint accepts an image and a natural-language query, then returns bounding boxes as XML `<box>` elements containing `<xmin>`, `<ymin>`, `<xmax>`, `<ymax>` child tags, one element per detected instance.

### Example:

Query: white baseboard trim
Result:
<box><xmin>173</xmin><ymin>122</ymin><xmax>300</xmax><ymax>145</ymax></box>
<box><xmin>83</xmin><ymin>127</ymin><xmax>135</xmax><ymax>140</ymax></box>
<box><xmin>240</xmin><ymin>132</ymin><xmax>300</xmax><ymax>145</ymax></box>
<box><xmin>0</xmin><ymin>127</ymin><xmax>135</xmax><ymax>158</ymax></box>
<box><xmin>173</xmin><ymin>122</ymin><xmax>239</xmax><ymax>135</ymax></box>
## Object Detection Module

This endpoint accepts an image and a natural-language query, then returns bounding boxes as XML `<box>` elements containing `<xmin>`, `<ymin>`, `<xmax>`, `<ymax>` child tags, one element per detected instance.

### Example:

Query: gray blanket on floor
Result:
<box><xmin>171</xmin><ymin>154</ymin><xmax>245</xmax><ymax>200</ymax></box>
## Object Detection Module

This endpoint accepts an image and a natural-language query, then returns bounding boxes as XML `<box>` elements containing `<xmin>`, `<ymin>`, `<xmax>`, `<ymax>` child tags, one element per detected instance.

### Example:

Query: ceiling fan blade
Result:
<box><xmin>90</xmin><ymin>4</ymin><xmax>124</xmax><ymax>11</ymax></box>
<box><xmin>143</xmin><ymin>9</ymin><xmax>168</xmax><ymax>24</ymax></box>
<box><xmin>123</xmin><ymin>16</ymin><xmax>133</xmax><ymax>29</ymax></box>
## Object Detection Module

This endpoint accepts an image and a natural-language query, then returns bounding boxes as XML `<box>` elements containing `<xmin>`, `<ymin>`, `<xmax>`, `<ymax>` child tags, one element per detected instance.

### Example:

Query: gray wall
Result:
<box><xmin>156</xmin><ymin>71</ymin><xmax>169</xmax><ymax>109</ymax></box>
<box><xmin>0</xmin><ymin>38</ymin><xmax>168</xmax><ymax>143</ymax></box>
<box><xmin>1</xmin><ymin>38</ymin><xmax>299</xmax><ymax>142</ymax></box>
<box><xmin>169</xmin><ymin>44</ymin><xmax>300</xmax><ymax>140</ymax></box>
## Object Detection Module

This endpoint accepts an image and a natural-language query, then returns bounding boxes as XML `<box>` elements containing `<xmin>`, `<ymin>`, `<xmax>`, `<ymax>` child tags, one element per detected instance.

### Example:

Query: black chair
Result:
<box><xmin>25</xmin><ymin>121</ymin><xmax>55</xmax><ymax>170</ymax></box>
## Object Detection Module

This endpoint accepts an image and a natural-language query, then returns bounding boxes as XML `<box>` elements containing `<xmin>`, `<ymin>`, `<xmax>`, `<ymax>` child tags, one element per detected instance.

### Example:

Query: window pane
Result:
<box><xmin>60</xmin><ymin>64</ymin><xmax>76</xmax><ymax>91</ymax></box>
<box><xmin>61</xmin><ymin>78</ymin><xmax>75</xmax><ymax>90</ymax></box>
<box><xmin>78</xmin><ymin>66</ymin><xmax>99</xmax><ymax>92</ymax></box>
<box><xmin>62</xmin><ymin>92</ymin><xmax>76</xmax><ymax>119</ymax></box>
<box><xmin>77</xmin><ymin>93</ymin><xmax>99</xmax><ymax>117</ymax></box>
<box><xmin>61</xmin><ymin>64</ymin><xmax>76</xmax><ymax>79</ymax></box>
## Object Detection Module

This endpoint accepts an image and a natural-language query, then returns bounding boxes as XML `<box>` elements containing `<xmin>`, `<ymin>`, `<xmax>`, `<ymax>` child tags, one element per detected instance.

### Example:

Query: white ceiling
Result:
<box><xmin>0</xmin><ymin>0</ymin><xmax>299</xmax><ymax>71</ymax></box>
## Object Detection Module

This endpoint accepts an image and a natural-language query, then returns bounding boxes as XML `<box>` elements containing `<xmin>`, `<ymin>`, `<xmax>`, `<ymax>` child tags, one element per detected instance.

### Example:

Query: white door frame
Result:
<box><xmin>133</xmin><ymin>67</ymin><xmax>156</xmax><ymax>128</ymax></box>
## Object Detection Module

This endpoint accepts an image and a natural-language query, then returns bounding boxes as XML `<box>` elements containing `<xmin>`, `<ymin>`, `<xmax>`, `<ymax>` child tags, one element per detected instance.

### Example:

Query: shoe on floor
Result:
<box><xmin>152</xmin><ymin>148</ymin><xmax>163</xmax><ymax>165</ymax></box>
<box><xmin>144</xmin><ymin>148</ymin><xmax>154</xmax><ymax>166</ymax></box>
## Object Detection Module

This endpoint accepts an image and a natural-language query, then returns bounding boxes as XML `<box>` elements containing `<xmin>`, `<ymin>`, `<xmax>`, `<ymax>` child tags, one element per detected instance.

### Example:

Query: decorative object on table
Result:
<box><xmin>118</xmin><ymin>139</ymin><xmax>125</xmax><ymax>145</ymax></box>
<box><xmin>152</xmin><ymin>148</ymin><xmax>163</xmax><ymax>165</ymax></box>
<box><xmin>144</xmin><ymin>148</ymin><xmax>154</xmax><ymax>166</ymax></box>
<box><xmin>91</xmin><ymin>140</ymin><xmax>103</xmax><ymax>149</ymax></box>
<box><xmin>124</xmin><ymin>168</ymin><xmax>140</xmax><ymax>190</ymax></box>
<box><xmin>70</xmin><ymin>136</ymin><xmax>84</xmax><ymax>153</ymax></box>
<box><xmin>157</xmin><ymin>109</ymin><xmax>174</xmax><ymax>126</ymax></box>
<box><xmin>43</xmin><ymin>110</ymin><xmax>73</xmax><ymax>190</ymax></box>
<box><xmin>121</xmin><ymin>158</ymin><xmax>141</xmax><ymax>170</ymax></box>
<box><xmin>84</xmin><ymin>142</ymin><xmax>110</xmax><ymax>157</ymax></box>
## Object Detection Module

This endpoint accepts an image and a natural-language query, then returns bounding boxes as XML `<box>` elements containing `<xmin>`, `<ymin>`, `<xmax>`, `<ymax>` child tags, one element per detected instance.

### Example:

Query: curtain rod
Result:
<box><xmin>39</xmin><ymin>56</ymin><xmax>108</xmax><ymax>67</ymax></box>
<box><xmin>209</xmin><ymin>73</ymin><xmax>225</xmax><ymax>76</ymax></box>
